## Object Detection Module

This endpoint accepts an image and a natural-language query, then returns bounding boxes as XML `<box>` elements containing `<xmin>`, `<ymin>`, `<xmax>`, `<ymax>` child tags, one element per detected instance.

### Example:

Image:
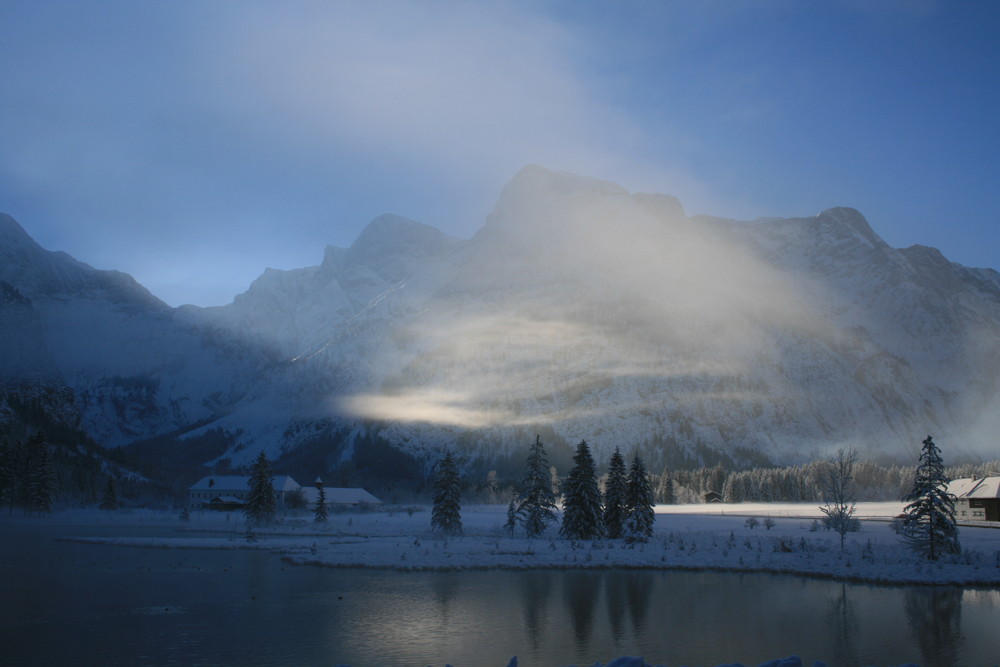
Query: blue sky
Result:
<box><xmin>1</xmin><ymin>0</ymin><xmax>998</xmax><ymax>307</ymax></box>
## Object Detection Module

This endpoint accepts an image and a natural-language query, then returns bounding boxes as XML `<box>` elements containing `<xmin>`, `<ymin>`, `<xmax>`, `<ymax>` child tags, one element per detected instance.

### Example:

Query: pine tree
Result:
<box><xmin>560</xmin><ymin>440</ymin><xmax>603</xmax><ymax>540</ymax></box>
<box><xmin>431</xmin><ymin>451</ymin><xmax>463</xmax><ymax>535</ymax></box>
<box><xmin>23</xmin><ymin>434</ymin><xmax>54</xmax><ymax>514</ymax></box>
<box><xmin>900</xmin><ymin>435</ymin><xmax>960</xmax><ymax>560</ymax></box>
<box><xmin>314</xmin><ymin>486</ymin><xmax>329</xmax><ymax>523</ymax></box>
<box><xmin>245</xmin><ymin>452</ymin><xmax>277</xmax><ymax>526</ymax></box>
<box><xmin>517</xmin><ymin>435</ymin><xmax>557</xmax><ymax>537</ymax></box>
<box><xmin>603</xmin><ymin>447</ymin><xmax>628</xmax><ymax>539</ymax></box>
<box><xmin>100</xmin><ymin>476</ymin><xmax>119</xmax><ymax>511</ymax></box>
<box><xmin>625</xmin><ymin>454</ymin><xmax>655</xmax><ymax>542</ymax></box>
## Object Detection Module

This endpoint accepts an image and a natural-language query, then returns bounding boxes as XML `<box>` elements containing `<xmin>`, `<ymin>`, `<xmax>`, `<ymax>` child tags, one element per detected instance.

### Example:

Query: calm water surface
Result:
<box><xmin>2</xmin><ymin>521</ymin><xmax>999</xmax><ymax>667</ymax></box>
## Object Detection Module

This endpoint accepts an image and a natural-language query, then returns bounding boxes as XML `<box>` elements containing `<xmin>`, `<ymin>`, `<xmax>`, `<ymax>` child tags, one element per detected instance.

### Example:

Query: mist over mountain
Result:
<box><xmin>3</xmin><ymin>167</ymin><xmax>1000</xmax><ymax>475</ymax></box>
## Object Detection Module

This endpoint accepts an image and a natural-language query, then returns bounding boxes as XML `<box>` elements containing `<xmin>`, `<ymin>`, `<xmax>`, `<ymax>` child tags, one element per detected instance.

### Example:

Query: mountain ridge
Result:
<box><xmin>2</xmin><ymin>166</ymin><xmax>999</xmax><ymax>472</ymax></box>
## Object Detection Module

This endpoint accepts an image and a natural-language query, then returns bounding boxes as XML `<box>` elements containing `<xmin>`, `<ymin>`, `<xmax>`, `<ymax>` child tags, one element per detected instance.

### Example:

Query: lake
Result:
<box><xmin>2</xmin><ymin>521</ymin><xmax>999</xmax><ymax>666</ymax></box>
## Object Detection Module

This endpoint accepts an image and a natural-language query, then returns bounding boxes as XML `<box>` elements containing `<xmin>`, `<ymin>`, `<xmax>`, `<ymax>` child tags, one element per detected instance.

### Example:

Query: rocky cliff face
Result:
<box><xmin>3</xmin><ymin>167</ymin><xmax>1000</xmax><ymax>470</ymax></box>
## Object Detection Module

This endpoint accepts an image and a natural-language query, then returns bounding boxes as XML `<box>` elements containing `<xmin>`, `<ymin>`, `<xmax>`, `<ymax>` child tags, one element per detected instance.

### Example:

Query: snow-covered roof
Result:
<box><xmin>301</xmin><ymin>486</ymin><xmax>383</xmax><ymax>505</ymax></box>
<box><xmin>189</xmin><ymin>475</ymin><xmax>300</xmax><ymax>492</ymax></box>
<box><xmin>210</xmin><ymin>495</ymin><xmax>244</xmax><ymax>504</ymax></box>
<box><xmin>946</xmin><ymin>477</ymin><xmax>1000</xmax><ymax>499</ymax></box>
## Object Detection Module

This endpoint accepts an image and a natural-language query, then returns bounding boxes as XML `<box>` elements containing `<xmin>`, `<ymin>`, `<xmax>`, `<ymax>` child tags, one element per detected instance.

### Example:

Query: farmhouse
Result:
<box><xmin>946</xmin><ymin>477</ymin><xmax>1000</xmax><ymax>522</ymax></box>
<box><xmin>188</xmin><ymin>475</ymin><xmax>301</xmax><ymax>510</ymax></box>
<box><xmin>301</xmin><ymin>486</ymin><xmax>383</xmax><ymax>508</ymax></box>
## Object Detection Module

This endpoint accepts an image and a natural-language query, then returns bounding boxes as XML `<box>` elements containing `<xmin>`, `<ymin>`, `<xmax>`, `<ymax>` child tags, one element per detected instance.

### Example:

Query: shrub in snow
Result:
<box><xmin>745</xmin><ymin>517</ymin><xmax>759</xmax><ymax>530</ymax></box>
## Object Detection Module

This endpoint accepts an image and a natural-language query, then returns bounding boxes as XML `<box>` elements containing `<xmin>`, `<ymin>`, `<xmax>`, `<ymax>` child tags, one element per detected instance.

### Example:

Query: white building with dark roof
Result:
<box><xmin>946</xmin><ymin>477</ymin><xmax>1000</xmax><ymax>522</ymax></box>
<box><xmin>188</xmin><ymin>475</ymin><xmax>301</xmax><ymax>510</ymax></box>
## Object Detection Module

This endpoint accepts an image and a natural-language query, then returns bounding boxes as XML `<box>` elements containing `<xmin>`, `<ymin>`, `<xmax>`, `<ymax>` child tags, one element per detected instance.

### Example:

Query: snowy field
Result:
<box><xmin>49</xmin><ymin>501</ymin><xmax>1000</xmax><ymax>588</ymax></box>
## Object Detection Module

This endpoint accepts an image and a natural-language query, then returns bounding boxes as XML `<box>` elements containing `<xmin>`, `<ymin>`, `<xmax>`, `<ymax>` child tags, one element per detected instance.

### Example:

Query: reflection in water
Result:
<box><xmin>519</xmin><ymin>571</ymin><xmax>553</xmax><ymax>650</ymax></box>
<box><xmin>564</xmin><ymin>571</ymin><xmax>601</xmax><ymax>651</ymax></box>
<box><xmin>605</xmin><ymin>571</ymin><xmax>654</xmax><ymax>646</ymax></box>
<box><xmin>5</xmin><ymin>524</ymin><xmax>1000</xmax><ymax>667</ymax></box>
<box><xmin>905</xmin><ymin>587</ymin><xmax>965</xmax><ymax>667</ymax></box>
<box><xmin>605</xmin><ymin>572</ymin><xmax>627</xmax><ymax>642</ymax></box>
<box><xmin>432</xmin><ymin>572</ymin><xmax>458</xmax><ymax>621</ymax></box>
<box><xmin>828</xmin><ymin>582</ymin><xmax>859</xmax><ymax>667</ymax></box>
<box><xmin>625</xmin><ymin>571</ymin><xmax>652</xmax><ymax>639</ymax></box>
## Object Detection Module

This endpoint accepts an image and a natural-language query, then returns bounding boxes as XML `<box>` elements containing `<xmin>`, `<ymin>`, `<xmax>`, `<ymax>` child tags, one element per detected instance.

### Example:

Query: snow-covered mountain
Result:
<box><xmin>4</xmin><ymin>167</ymin><xmax>1000</xmax><ymax>471</ymax></box>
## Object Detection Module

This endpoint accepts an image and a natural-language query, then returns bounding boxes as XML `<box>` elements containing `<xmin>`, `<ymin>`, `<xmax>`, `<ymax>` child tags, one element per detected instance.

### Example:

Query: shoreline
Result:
<box><xmin>30</xmin><ymin>501</ymin><xmax>1000</xmax><ymax>589</ymax></box>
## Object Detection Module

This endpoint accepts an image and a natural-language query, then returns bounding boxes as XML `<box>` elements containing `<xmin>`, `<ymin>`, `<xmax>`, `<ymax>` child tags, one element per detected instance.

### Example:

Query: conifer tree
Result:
<box><xmin>603</xmin><ymin>447</ymin><xmax>629</xmax><ymax>539</ymax></box>
<box><xmin>900</xmin><ymin>435</ymin><xmax>960</xmax><ymax>560</ymax></box>
<box><xmin>431</xmin><ymin>451</ymin><xmax>463</xmax><ymax>535</ymax></box>
<box><xmin>625</xmin><ymin>454</ymin><xmax>655</xmax><ymax>542</ymax></box>
<box><xmin>314</xmin><ymin>485</ymin><xmax>329</xmax><ymax>523</ymax></box>
<box><xmin>100</xmin><ymin>476</ymin><xmax>119</xmax><ymax>511</ymax></box>
<box><xmin>505</xmin><ymin>497</ymin><xmax>519</xmax><ymax>537</ymax></box>
<box><xmin>245</xmin><ymin>452</ymin><xmax>277</xmax><ymax>526</ymax></box>
<box><xmin>560</xmin><ymin>440</ymin><xmax>603</xmax><ymax>540</ymax></box>
<box><xmin>517</xmin><ymin>435</ymin><xmax>557</xmax><ymax>537</ymax></box>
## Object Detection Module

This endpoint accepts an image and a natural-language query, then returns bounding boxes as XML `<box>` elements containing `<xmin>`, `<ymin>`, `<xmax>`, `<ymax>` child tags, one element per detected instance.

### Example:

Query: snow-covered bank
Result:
<box><xmin>42</xmin><ymin>503</ymin><xmax>1000</xmax><ymax>587</ymax></box>
<box><xmin>339</xmin><ymin>656</ymin><xmax>851</xmax><ymax>667</ymax></box>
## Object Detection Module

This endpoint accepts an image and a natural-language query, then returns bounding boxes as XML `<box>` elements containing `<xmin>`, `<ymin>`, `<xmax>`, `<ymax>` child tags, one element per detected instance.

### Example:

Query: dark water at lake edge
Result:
<box><xmin>2</xmin><ymin>521</ymin><xmax>999</xmax><ymax>667</ymax></box>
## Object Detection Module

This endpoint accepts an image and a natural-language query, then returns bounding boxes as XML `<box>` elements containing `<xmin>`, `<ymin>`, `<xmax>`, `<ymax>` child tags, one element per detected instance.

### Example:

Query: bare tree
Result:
<box><xmin>820</xmin><ymin>447</ymin><xmax>859</xmax><ymax>550</ymax></box>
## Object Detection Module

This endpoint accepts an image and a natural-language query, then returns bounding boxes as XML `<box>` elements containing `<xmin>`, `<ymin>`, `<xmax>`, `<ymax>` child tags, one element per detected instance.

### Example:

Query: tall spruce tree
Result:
<box><xmin>431</xmin><ymin>451</ymin><xmax>463</xmax><ymax>535</ymax></box>
<box><xmin>900</xmin><ymin>435</ymin><xmax>960</xmax><ymax>560</ymax></box>
<box><xmin>517</xmin><ymin>435</ymin><xmax>557</xmax><ymax>537</ymax></box>
<box><xmin>245</xmin><ymin>452</ymin><xmax>277</xmax><ymax>526</ymax></box>
<box><xmin>603</xmin><ymin>447</ymin><xmax>629</xmax><ymax>539</ymax></box>
<box><xmin>625</xmin><ymin>454</ymin><xmax>655</xmax><ymax>542</ymax></box>
<box><xmin>560</xmin><ymin>440</ymin><xmax>603</xmax><ymax>540</ymax></box>
<box><xmin>314</xmin><ymin>485</ymin><xmax>329</xmax><ymax>523</ymax></box>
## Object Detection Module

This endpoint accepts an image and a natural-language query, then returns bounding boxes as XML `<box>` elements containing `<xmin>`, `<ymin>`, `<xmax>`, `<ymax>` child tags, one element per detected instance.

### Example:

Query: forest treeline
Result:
<box><xmin>467</xmin><ymin>458</ymin><xmax>1000</xmax><ymax>507</ymax></box>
